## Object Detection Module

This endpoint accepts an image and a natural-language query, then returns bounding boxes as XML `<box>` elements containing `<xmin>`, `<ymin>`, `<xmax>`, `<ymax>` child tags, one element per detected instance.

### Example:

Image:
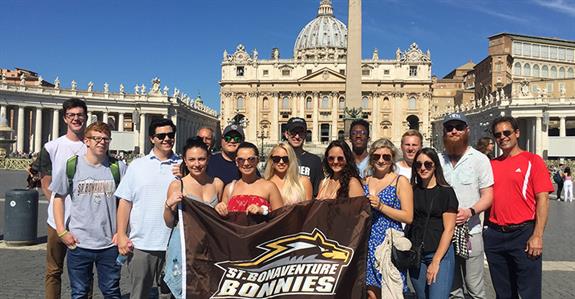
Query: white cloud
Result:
<box><xmin>533</xmin><ymin>0</ymin><xmax>575</xmax><ymax>16</ymax></box>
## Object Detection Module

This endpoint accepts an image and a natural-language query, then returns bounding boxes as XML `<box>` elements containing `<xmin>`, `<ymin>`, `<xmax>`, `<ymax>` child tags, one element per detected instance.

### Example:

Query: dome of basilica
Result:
<box><xmin>293</xmin><ymin>0</ymin><xmax>347</xmax><ymax>59</ymax></box>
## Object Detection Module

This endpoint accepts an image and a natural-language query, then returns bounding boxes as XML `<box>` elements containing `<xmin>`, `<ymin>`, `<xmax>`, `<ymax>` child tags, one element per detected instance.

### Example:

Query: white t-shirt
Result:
<box><xmin>44</xmin><ymin>136</ymin><xmax>87</xmax><ymax>229</ymax></box>
<box><xmin>114</xmin><ymin>151</ymin><xmax>181</xmax><ymax>251</ymax></box>
<box><xmin>395</xmin><ymin>161</ymin><xmax>412</xmax><ymax>181</ymax></box>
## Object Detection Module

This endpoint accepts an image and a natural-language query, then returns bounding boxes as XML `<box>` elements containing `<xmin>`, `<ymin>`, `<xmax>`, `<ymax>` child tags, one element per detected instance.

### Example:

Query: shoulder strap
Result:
<box><xmin>66</xmin><ymin>155</ymin><xmax>79</xmax><ymax>197</ymax></box>
<box><xmin>228</xmin><ymin>180</ymin><xmax>236</xmax><ymax>197</ymax></box>
<box><xmin>108</xmin><ymin>157</ymin><xmax>121</xmax><ymax>187</ymax></box>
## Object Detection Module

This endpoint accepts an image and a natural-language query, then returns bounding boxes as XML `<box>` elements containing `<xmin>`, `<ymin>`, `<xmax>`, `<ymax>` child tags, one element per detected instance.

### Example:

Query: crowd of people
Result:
<box><xmin>36</xmin><ymin>98</ymin><xmax>554</xmax><ymax>299</ymax></box>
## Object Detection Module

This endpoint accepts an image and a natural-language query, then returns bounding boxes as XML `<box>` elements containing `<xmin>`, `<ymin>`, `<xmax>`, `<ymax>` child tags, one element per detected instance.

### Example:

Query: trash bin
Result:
<box><xmin>4</xmin><ymin>189</ymin><xmax>38</xmax><ymax>246</ymax></box>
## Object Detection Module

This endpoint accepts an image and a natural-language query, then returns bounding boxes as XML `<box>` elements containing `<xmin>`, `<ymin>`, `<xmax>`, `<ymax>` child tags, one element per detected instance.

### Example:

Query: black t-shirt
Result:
<box><xmin>206</xmin><ymin>152</ymin><xmax>239</xmax><ymax>186</ymax></box>
<box><xmin>406</xmin><ymin>184</ymin><xmax>458</xmax><ymax>253</ymax></box>
<box><xmin>296</xmin><ymin>150</ymin><xmax>323</xmax><ymax>197</ymax></box>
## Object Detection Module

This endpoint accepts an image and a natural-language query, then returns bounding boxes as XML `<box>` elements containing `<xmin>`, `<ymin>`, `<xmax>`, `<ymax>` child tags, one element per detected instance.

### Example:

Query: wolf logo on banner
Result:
<box><xmin>213</xmin><ymin>229</ymin><xmax>354</xmax><ymax>298</ymax></box>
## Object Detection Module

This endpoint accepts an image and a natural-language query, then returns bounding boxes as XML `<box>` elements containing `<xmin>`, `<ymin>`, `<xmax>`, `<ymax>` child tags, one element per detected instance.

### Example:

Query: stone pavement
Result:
<box><xmin>1</xmin><ymin>169</ymin><xmax>575</xmax><ymax>298</ymax></box>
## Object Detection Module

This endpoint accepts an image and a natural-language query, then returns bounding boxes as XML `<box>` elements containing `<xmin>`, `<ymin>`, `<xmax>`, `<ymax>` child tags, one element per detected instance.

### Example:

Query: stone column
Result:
<box><xmin>17</xmin><ymin>106</ymin><xmax>25</xmax><ymax>153</ymax></box>
<box><xmin>118</xmin><ymin>113</ymin><xmax>125</xmax><ymax>132</ymax></box>
<box><xmin>271</xmin><ymin>93</ymin><xmax>279</xmax><ymax>143</ymax></box>
<box><xmin>103</xmin><ymin>112</ymin><xmax>109</xmax><ymax>124</ymax></box>
<box><xmin>331</xmin><ymin>94</ymin><xmax>338</xmax><ymax>140</ymax></box>
<box><xmin>535</xmin><ymin>117</ymin><xmax>542</xmax><ymax>156</ymax></box>
<box><xmin>139</xmin><ymin>113</ymin><xmax>147</xmax><ymax>154</ymax></box>
<box><xmin>34</xmin><ymin>107</ymin><xmax>43</xmax><ymax>153</ymax></box>
<box><xmin>312</xmin><ymin>93</ymin><xmax>319</xmax><ymax>144</ymax></box>
<box><xmin>560</xmin><ymin>117</ymin><xmax>566</xmax><ymax>137</ymax></box>
<box><xmin>52</xmin><ymin>109</ymin><xmax>59</xmax><ymax>140</ymax></box>
<box><xmin>87</xmin><ymin>112</ymin><xmax>93</xmax><ymax>125</ymax></box>
<box><xmin>171</xmin><ymin>112</ymin><xmax>178</xmax><ymax>150</ymax></box>
<box><xmin>0</xmin><ymin>105</ymin><xmax>5</xmax><ymax>120</ymax></box>
<box><xmin>372</xmin><ymin>94</ymin><xmax>381</xmax><ymax>138</ymax></box>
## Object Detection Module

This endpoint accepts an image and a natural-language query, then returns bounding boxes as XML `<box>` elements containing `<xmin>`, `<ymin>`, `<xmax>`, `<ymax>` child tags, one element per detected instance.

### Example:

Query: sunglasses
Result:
<box><xmin>493</xmin><ymin>130</ymin><xmax>514</xmax><ymax>139</ymax></box>
<box><xmin>444</xmin><ymin>123</ymin><xmax>467</xmax><ymax>132</ymax></box>
<box><xmin>87</xmin><ymin>136</ymin><xmax>112</xmax><ymax>143</ymax></box>
<box><xmin>414</xmin><ymin>161</ymin><xmax>434</xmax><ymax>170</ymax></box>
<box><xmin>154</xmin><ymin>132</ymin><xmax>176</xmax><ymax>140</ymax></box>
<box><xmin>271</xmin><ymin>155</ymin><xmax>289</xmax><ymax>164</ymax></box>
<box><xmin>351</xmin><ymin>130</ymin><xmax>367</xmax><ymax>137</ymax></box>
<box><xmin>236</xmin><ymin>156</ymin><xmax>257</xmax><ymax>165</ymax></box>
<box><xmin>327</xmin><ymin>156</ymin><xmax>345</xmax><ymax>163</ymax></box>
<box><xmin>224</xmin><ymin>135</ymin><xmax>242</xmax><ymax>143</ymax></box>
<box><xmin>65</xmin><ymin>112</ymin><xmax>86</xmax><ymax>119</ymax></box>
<box><xmin>372</xmin><ymin>153</ymin><xmax>392</xmax><ymax>162</ymax></box>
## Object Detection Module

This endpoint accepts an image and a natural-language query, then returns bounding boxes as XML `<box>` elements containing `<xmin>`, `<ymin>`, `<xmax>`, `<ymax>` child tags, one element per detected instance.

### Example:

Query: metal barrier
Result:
<box><xmin>0</xmin><ymin>158</ymin><xmax>33</xmax><ymax>170</ymax></box>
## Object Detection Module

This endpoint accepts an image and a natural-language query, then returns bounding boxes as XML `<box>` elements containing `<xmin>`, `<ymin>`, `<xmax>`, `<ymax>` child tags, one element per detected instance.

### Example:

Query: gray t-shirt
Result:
<box><xmin>50</xmin><ymin>156</ymin><xmax>126</xmax><ymax>250</ymax></box>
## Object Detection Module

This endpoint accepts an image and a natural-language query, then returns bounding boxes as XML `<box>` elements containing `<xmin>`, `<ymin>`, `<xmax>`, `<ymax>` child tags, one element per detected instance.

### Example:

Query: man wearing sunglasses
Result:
<box><xmin>485</xmin><ymin>116</ymin><xmax>553</xmax><ymax>299</ymax></box>
<box><xmin>349</xmin><ymin>119</ymin><xmax>370</xmax><ymax>178</ymax></box>
<box><xmin>207</xmin><ymin>124</ymin><xmax>245</xmax><ymax>185</ymax></box>
<box><xmin>439</xmin><ymin>113</ymin><xmax>493</xmax><ymax>299</ymax></box>
<box><xmin>283</xmin><ymin>117</ymin><xmax>322</xmax><ymax>197</ymax></box>
<box><xmin>115</xmin><ymin>118</ymin><xmax>181</xmax><ymax>298</ymax></box>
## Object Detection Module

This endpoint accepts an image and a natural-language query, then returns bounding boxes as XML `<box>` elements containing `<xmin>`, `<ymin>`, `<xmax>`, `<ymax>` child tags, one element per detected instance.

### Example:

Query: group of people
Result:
<box><xmin>37</xmin><ymin>97</ymin><xmax>552</xmax><ymax>299</ymax></box>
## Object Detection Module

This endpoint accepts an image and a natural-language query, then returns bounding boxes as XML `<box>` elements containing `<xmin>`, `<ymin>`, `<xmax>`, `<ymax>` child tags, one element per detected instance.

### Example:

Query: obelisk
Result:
<box><xmin>345</xmin><ymin>0</ymin><xmax>362</xmax><ymax>119</ymax></box>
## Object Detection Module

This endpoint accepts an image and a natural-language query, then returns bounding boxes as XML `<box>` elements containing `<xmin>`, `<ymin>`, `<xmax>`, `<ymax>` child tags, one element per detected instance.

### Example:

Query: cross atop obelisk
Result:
<box><xmin>345</xmin><ymin>0</ymin><xmax>362</xmax><ymax>120</ymax></box>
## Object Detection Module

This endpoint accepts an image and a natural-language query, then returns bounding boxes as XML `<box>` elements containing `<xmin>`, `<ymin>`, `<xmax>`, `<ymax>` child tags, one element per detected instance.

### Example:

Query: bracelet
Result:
<box><xmin>165</xmin><ymin>201</ymin><xmax>173</xmax><ymax>210</ymax></box>
<box><xmin>57</xmin><ymin>230</ymin><xmax>68</xmax><ymax>238</ymax></box>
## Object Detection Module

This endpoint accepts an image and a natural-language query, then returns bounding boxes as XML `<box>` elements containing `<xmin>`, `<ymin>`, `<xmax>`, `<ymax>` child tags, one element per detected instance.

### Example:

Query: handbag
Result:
<box><xmin>453</xmin><ymin>224</ymin><xmax>470</xmax><ymax>259</ymax></box>
<box><xmin>391</xmin><ymin>187</ymin><xmax>436</xmax><ymax>271</ymax></box>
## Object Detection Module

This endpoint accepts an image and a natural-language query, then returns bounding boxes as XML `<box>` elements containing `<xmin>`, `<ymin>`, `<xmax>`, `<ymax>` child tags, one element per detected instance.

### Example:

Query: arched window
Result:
<box><xmin>383</xmin><ymin>97</ymin><xmax>390</xmax><ymax>109</ymax></box>
<box><xmin>262</xmin><ymin>97</ymin><xmax>269</xmax><ymax>110</ymax></box>
<box><xmin>408</xmin><ymin>96</ymin><xmax>417</xmax><ymax>110</ymax></box>
<box><xmin>282</xmin><ymin>96</ymin><xmax>290</xmax><ymax>109</ymax></box>
<box><xmin>305</xmin><ymin>97</ymin><xmax>313</xmax><ymax>110</ymax></box>
<box><xmin>559</xmin><ymin>67</ymin><xmax>565</xmax><ymax>78</ymax></box>
<box><xmin>514</xmin><ymin>62</ymin><xmax>522</xmax><ymax>76</ymax></box>
<box><xmin>568</xmin><ymin>67</ymin><xmax>574</xmax><ymax>78</ymax></box>
<box><xmin>533</xmin><ymin>65</ymin><xmax>540</xmax><ymax>77</ymax></box>
<box><xmin>338</xmin><ymin>97</ymin><xmax>345</xmax><ymax>109</ymax></box>
<box><xmin>406</xmin><ymin>115</ymin><xmax>419</xmax><ymax>131</ymax></box>
<box><xmin>550</xmin><ymin>66</ymin><xmax>557</xmax><ymax>78</ymax></box>
<box><xmin>542</xmin><ymin>65</ymin><xmax>549</xmax><ymax>78</ymax></box>
<box><xmin>361</xmin><ymin>96</ymin><xmax>369</xmax><ymax>109</ymax></box>
<box><xmin>523</xmin><ymin>63</ymin><xmax>531</xmax><ymax>77</ymax></box>
<box><xmin>236</xmin><ymin>96</ymin><xmax>245</xmax><ymax>110</ymax></box>
<box><xmin>321</xmin><ymin>96</ymin><xmax>330</xmax><ymax>109</ymax></box>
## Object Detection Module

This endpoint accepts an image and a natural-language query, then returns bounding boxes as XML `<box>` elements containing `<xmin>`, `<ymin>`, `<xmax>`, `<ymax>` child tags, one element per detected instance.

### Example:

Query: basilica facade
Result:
<box><xmin>219</xmin><ymin>0</ymin><xmax>432</xmax><ymax>152</ymax></box>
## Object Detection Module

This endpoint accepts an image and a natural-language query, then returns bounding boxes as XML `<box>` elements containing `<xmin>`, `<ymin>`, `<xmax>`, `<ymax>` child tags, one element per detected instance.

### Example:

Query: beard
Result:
<box><xmin>444</xmin><ymin>133</ymin><xmax>469</xmax><ymax>156</ymax></box>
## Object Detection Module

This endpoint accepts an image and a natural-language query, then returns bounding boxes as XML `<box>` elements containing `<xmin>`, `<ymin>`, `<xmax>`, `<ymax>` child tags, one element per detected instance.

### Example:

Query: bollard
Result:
<box><xmin>4</xmin><ymin>189</ymin><xmax>39</xmax><ymax>246</ymax></box>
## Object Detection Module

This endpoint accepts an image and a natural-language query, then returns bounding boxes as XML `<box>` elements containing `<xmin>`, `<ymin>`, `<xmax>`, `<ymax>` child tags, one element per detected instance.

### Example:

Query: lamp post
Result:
<box><xmin>257</xmin><ymin>120</ymin><xmax>270</xmax><ymax>160</ymax></box>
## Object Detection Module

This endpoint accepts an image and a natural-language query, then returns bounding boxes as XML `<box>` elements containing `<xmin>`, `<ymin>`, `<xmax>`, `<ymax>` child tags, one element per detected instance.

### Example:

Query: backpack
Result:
<box><xmin>553</xmin><ymin>171</ymin><xmax>563</xmax><ymax>184</ymax></box>
<box><xmin>66</xmin><ymin>155</ymin><xmax>121</xmax><ymax>196</ymax></box>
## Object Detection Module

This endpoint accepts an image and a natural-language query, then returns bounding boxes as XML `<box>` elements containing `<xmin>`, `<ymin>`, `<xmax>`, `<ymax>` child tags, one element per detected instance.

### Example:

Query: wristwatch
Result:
<box><xmin>469</xmin><ymin>207</ymin><xmax>476</xmax><ymax>216</ymax></box>
<box><xmin>261</xmin><ymin>205</ymin><xmax>269</xmax><ymax>216</ymax></box>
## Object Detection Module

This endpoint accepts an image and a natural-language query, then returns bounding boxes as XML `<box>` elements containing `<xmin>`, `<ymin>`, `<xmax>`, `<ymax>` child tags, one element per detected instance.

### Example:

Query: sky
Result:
<box><xmin>2</xmin><ymin>0</ymin><xmax>574</xmax><ymax>111</ymax></box>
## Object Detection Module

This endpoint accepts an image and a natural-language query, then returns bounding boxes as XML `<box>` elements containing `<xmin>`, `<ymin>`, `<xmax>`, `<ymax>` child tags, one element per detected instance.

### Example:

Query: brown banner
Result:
<box><xmin>181</xmin><ymin>196</ymin><xmax>371</xmax><ymax>299</ymax></box>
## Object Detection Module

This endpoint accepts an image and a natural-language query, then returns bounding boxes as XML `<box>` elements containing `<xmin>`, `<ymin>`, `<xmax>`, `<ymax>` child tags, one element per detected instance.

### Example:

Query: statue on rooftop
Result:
<box><xmin>119</xmin><ymin>83</ymin><xmax>125</xmax><ymax>94</ymax></box>
<box><xmin>71</xmin><ymin>80</ymin><xmax>77</xmax><ymax>90</ymax></box>
<box><xmin>87</xmin><ymin>81</ymin><xmax>94</xmax><ymax>92</ymax></box>
<box><xmin>54</xmin><ymin>77</ymin><xmax>60</xmax><ymax>89</ymax></box>
<box><xmin>104</xmin><ymin>82</ymin><xmax>109</xmax><ymax>93</ymax></box>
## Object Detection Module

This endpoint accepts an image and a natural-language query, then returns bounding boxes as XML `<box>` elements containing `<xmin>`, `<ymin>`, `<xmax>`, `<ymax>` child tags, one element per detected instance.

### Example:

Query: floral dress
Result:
<box><xmin>363</xmin><ymin>182</ymin><xmax>406</xmax><ymax>290</ymax></box>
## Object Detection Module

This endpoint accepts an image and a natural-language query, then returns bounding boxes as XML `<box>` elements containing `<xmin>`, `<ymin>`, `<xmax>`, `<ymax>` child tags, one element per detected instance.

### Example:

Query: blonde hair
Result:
<box><xmin>367</xmin><ymin>138</ymin><xmax>399</xmax><ymax>174</ymax></box>
<box><xmin>264</xmin><ymin>143</ymin><xmax>305</xmax><ymax>205</ymax></box>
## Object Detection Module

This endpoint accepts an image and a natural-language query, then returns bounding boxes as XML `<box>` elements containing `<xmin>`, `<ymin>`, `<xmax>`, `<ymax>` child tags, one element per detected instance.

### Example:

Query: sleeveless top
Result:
<box><xmin>226</xmin><ymin>180</ymin><xmax>271</xmax><ymax>212</ymax></box>
<box><xmin>316</xmin><ymin>178</ymin><xmax>339</xmax><ymax>200</ymax></box>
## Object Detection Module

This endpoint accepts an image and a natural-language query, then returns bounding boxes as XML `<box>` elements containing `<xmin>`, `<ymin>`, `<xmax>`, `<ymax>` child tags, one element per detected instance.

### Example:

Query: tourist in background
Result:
<box><xmin>407</xmin><ymin>148</ymin><xmax>458</xmax><ymax>299</ymax></box>
<box><xmin>395</xmin><ymin>130</ymin><xmax>423</xmax><ymax>181</ymax></box>
<box><xmin>475</xmin><ymin>136</ymin><xmax>495</xmax><ymax>159</ymax></box>
<box><xmin>215</xmin><ymin>142</ymin><xmax>283</xmax><ymax>216</ymax></box>
<box><xmin>555</xmin><ymin>163</ymin><xmax>565</xmax><ymax>201</ymax></box>
<box><xmin>363</xmin><ymin>138</ymin><xmax>413</xmax><ymax>299</ymax></box>
<box><xmin>316</xmin><ymin>140</ymin><xmax>364</xmax><ymax>199</ymax></box>
<box><xmin>563</xmin><ymin>167</ymin><xmax>573</xmax><ymax>202</ymax></box>
<box><xmin>196</xmin><ymin>126</ymin><xmax>215</xmax><ymax>152</ymax></box>
<box><xmin>207</xmin><ymin>124</ymin><xmax>245</xmax><ymax>185</ymax></box>
<box><xmin>263</xmin><ymin>143</ymin><xmax>312</xmax><ymax>205</ymax></box>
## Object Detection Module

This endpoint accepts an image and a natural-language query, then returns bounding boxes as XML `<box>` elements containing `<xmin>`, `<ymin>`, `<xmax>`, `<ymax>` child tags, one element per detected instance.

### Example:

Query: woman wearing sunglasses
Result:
<box><xmin>406</xmin><ymin>148</ymin><xmax>458</xmax><ymax>299</ymax></box>
<box><xmin>316</xmin><ymin>140</ymin><xmax>364</xmax><ymax>200</ymax></box>
<box><xmin>215</xmin><ymin>142</ymin><xmax>283</xmax><ymax>216</ymax></box>
<box><xmin>263</xmin><ymin>143</ymin><xmax>313</xmax><ymax>205</ymax></box>
<box><xmin>363</xmin><ymin>139</ymin><xmax>413</xmax><ymax>299</ymax></box>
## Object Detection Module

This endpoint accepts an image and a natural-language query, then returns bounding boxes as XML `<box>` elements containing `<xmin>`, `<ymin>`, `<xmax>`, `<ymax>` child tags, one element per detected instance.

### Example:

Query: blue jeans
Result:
<box><xmin>67</xmin><ymin>246</ymin><xmax>121</xmax><ymax>299</ymax></box>
<box><xmin>410</xmin><ymin>245</ymin><xmax>455</xmax><ymax>299</ymax></box>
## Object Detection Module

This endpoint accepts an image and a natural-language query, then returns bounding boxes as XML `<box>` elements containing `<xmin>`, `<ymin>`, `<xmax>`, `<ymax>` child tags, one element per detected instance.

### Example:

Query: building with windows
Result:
<box><xmin>0</xmin><ymin>69</ymin><xmax>218</xmax><ymax>155</ymax></box>
<box><xmin>432</xmin><ymin>33</ymin><xmax>575</xmax><ymax>158</ymax></box>
<box><xmin>219</xmin><ymin>0</ymin><xmax>432</xmax><ymax>152</ymax></box>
